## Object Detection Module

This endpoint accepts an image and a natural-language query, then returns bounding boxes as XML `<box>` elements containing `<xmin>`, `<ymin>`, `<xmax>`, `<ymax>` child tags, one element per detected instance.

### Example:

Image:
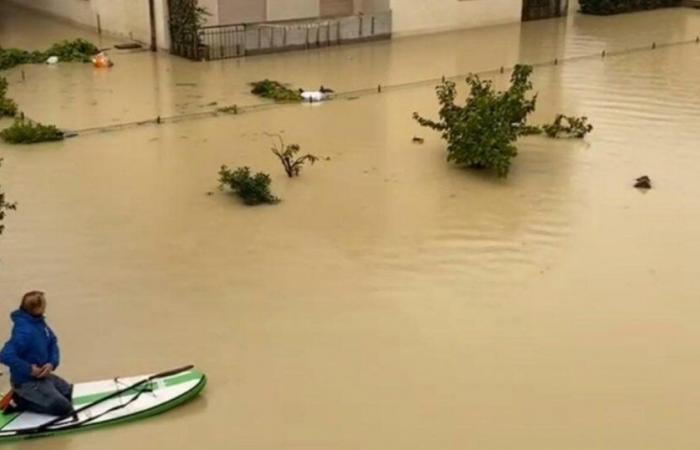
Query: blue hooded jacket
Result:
<box><xmin>0</xmin><ymin>310</ymin><xmax>60</xmax><ymax>386</ymax></box>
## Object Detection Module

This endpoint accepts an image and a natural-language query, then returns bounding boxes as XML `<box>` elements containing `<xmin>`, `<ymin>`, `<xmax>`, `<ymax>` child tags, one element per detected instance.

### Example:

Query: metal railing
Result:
<box><xmin>171</xmin><ymin>10</ymin><xmax>392</xmax><ymax>61</ymax></box>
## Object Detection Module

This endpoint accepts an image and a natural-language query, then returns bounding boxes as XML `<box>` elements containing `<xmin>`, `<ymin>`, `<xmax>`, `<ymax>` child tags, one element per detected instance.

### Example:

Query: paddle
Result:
<box><xmin>22</xmin><ymin>365</ymin><xmax>194</xmax><ymax>434</ymax></box>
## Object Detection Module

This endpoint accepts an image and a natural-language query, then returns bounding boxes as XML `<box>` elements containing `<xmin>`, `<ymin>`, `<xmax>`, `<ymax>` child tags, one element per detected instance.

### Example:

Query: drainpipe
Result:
<box><xmin>148</xmin><ymin>0</ymin><xmax>158</xmax><ymax>51</ymax></box>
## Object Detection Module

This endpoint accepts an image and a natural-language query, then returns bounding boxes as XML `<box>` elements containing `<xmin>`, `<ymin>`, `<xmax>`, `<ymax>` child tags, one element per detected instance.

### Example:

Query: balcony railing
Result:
<box><xmin>171</xmin><ymin>10</ymin><xmax>392</xmax><ymax>61</ymax></box>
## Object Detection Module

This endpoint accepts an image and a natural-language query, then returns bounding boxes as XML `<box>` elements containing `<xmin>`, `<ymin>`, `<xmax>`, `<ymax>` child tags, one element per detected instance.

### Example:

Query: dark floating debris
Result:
<box><xmin>114</xmin><ymin>43</ymin><xmax>143</xmax><ymax>50</ymax></box>
<box><xmin>412</xmin><ymin>137</ymin><xmax>425</xmax><ymax>144</ymax></box>
<box><xmin>634</xmin><ymin>175</ymin><xmax>652</xmax><ymax>190</ymax></box>
<box><xmin>218</xmin><ymin>105</ymin><xmax>239</xmax><ymax>114</ymax></box>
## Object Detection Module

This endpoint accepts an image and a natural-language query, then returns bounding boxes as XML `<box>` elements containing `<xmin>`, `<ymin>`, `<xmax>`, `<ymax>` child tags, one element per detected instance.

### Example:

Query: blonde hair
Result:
<box><xmin>20</xmin><ymin>291</ymin><xmax>45</xmax><ymax>314</ymax></box>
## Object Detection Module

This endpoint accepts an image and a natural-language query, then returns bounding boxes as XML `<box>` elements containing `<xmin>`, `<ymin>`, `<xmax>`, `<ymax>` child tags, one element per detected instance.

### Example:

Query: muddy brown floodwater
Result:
<box><xmin>2</xmin><ymin>2</ymin><xmax>700</xmax><ymax>449</ymax></box>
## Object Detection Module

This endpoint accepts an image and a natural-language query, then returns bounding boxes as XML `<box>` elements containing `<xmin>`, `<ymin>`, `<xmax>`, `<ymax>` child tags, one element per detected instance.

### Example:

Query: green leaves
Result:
<box><xmin>0</xmin><ymin>39</ymin><xmax>99</xmax><ymax>71</ymax></box>
<box><xmin>0</xmin><ymin>47</ymin><xmax>43</xmax><ymax>71</ymax></box>
<box><xmin>169</xmin><ymin>0</ymin><xmax>210</xmax><ymax>47</ymax></box>
<box><xmin>250</xmin><ymin>80</ymin><xmax>303</xmax><ymax>102</ymax></box>
<box><xmin>0</xmin><ymin>158</ymin><xmax>17</xmax><ymax>235</ymax></box>
<box><xmin>43</xmin><ymin>39</ymin><xmax>100</xmax><ymax>63</ymax></box>
<box><xmin>218</xmin><ymin>166</ymin><xmax>279</xmax><ymax>206</ymax></box>
<box><xmin>0</xmin><ymin>77</ymin><xmax>18</xmax><ymax>117</ymax></box>
<box><xmin>414</xmin><ymin>65</ymin><xmax>538</xmax><ymax>178</ymax></box>
<box><xmin>0</xmin><ymin>119</ymin><xmax>64</xmax><ymax>144</ymax></box>
<box><xmin>541</xmin><ymin>115</ymin><xmax>593</xmax><ymax>138</ymax></box>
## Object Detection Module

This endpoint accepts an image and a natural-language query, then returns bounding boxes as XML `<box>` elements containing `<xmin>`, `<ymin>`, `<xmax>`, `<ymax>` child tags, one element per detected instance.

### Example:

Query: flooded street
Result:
<box><xmin>2</xmin><ymin>2</ymin><xmax>700</xmax><ymax>449</ymax></box>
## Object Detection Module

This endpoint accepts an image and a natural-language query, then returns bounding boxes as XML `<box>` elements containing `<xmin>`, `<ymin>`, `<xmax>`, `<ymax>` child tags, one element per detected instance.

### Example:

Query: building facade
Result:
<box><xmin>7</xmin><ymin>0</ymin><xmax>567</xmax><ymax>52</ymax></box>
<box><xmin>196</xmin><ymin>0</ymin><xmax>530</xmax><ymax>35</ymax></box>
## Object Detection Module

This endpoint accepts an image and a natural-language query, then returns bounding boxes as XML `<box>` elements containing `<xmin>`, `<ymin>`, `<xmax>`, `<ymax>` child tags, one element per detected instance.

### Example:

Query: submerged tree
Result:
<box><xmin>268</xmin><ymin>134</ymin><xmax>318</xmax><ymax>177</ymax></box>
<box><xmin>0</xmin><ymin>158</ymin><xmax>17</xmax><ymax>235</ymax></box>
<box><xmin>413</xmin><ymin>65</ymin><xmax>538</xmax><ymax>178</ymax></box>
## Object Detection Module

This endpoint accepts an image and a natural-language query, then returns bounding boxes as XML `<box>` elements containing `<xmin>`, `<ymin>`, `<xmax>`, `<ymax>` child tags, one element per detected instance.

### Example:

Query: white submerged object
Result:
<box><xmin>46</xmin><ymin>56</ymin><xmax>59</xmax><ymax>64</ymax></box>
<box><xmin>300</xmin><ymin>90</ymin><xmax>329</xmax><ymax>103</ymax></box>
<box><xmin>0</xmin><ymin>365</ymin><xmax>205</xmax><ymax>442</ymax></box>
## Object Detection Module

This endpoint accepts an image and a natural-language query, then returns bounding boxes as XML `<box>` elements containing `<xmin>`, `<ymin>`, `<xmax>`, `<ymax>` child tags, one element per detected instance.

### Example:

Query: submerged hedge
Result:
<box><xmin>0</xmin><ymin>119</ymin><xmax>64</xmax><ymax>144</ymax></box>
<box><xmin>0</xmin><ymin>39</ymin><xmax>99</xmax><ymax>71</ymax></box>
<box><xmin>580</xmin><ymin>0</ymin><xmax>681</xmax><ymax>15</ymax></box>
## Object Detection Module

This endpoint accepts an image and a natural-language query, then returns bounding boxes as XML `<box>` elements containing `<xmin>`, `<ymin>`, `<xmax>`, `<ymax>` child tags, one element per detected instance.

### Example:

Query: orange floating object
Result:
<box><xmin>91</xmin><ymin>52</ymin><xmax>113</xmax><ymax>68</ymax></box>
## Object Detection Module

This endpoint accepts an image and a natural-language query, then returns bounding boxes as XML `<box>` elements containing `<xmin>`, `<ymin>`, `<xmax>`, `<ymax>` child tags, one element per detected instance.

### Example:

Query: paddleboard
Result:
<box><xmin>0</xmin><ymin>365</ymin><xmax>205</xmax><ymax>441</ymax></box>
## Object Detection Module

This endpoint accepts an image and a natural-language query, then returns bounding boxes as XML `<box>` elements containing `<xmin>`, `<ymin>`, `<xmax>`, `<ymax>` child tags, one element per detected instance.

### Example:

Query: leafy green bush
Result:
<box><xmin>0</xmin><ymin>97</ymin><xmax>16</xmax><ymax>117</ymax></box>
<box><xmin>413</xmin><ymin>65</ymin><xmax>538</xmax><ymax>178</ymax></box>
<box><xmin>250</xmin><ymin>80</ymin><xmax>302</xmax><ymax>102</ymax></box>
<box><xmin>268</xmin><ymin>135</ymin><xmax>318</xmax><ymax>177</ymax></box>
<box><xmin>169</xmin><ymin>0</ymin><xmax>210</xmax><ymax>48</ymax></box>
<box><xmin>579</xmin><ymin>0</ymin><xmax>680</xmax><ymax>15</ymax></box>
<box><xmin>44</xmin><ymin>39</ymin><xmax>100</xmax><ymax>63</ymax></box>
<box><xmin>541</xmin><ymin>114</ymin><xmax>593</xmax><ymax>138</ymax></box>
<box><xmin>0</xmin><ymin>158</ymin><xmax>17</xmax><ymax>235</ymax></box>
<box><xmin>0</xmin><ymin>119</ymin><xmax>64</xmax><ymax>144</ymax></box>
<box><xmin>0</xmin><ymin>48</ymin><xmax>44</xmax><ymax>71</ymax></box>
<box><xmin>218</xmin><ymin>165</ymin><xmax>279</xmax><ymax>205</ymax></box>
<box><xmin>0</xmin><ymin>39</ymin><xmax>99</xmax><ymax>71</ymax></box>
<box><xmin>0</xmin><ymin>77</ymin><xmax>18</xmax><ymax>117</ymax></box>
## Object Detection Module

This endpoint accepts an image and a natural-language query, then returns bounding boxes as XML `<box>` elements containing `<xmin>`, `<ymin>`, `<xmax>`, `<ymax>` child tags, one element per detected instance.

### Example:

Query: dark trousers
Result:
<box><xmin>13</xmin><ymin>374</ymin><xmax>74</xmax><ymax>416</ymax></box>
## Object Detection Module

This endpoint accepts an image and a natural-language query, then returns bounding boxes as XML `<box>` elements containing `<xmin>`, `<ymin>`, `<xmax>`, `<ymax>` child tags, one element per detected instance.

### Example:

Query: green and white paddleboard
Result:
<box><xmin>0</xmin><ymin>365</ymin><xmax>206</xmax><ymax>442</ymax></box>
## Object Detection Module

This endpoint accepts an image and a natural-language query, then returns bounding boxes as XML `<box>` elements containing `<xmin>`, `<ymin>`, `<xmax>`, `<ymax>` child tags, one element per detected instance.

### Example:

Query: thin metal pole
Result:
<box><xmin>148</xmin><ymin>0</ymin><xmax>158</xmax><ymax>51</ymax></box>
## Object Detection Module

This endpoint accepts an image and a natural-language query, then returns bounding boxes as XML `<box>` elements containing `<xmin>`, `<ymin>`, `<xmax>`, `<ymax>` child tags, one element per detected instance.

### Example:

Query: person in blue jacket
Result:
<box><xmin>0</xmin><ymin>291</ymin><xmax>75</xmax><ymax>417</ymax></box>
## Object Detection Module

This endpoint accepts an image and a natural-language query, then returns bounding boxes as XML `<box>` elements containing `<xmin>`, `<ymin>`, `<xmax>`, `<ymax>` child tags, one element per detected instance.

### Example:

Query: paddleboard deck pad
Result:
<box><xmin>0</xmin><ymin>365</ymin><xmax>205</xmax><ymax>441</ymax></box>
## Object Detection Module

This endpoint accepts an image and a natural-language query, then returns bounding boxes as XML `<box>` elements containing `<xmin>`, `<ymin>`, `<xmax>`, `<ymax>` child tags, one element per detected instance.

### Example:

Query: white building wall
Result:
<box><xmin>9</xmin><ymin>0</ymin><xmax>525</xmax><ymax>50</ymax></box>
<box><xmin>354</xmin><ymin>0</ymin><xmax>390</xmax><ymax>13</ymax></box>
<box><xmin>390</xmin><ymin>0</ymin><xmax>522</xmax><ymax>36</ymax></box>
<box><xmin>8</xmin><ymin>0</ymin><xmax>96</xmax><ymax>27</ymax></box>
<box><xmin>266</xmin><ymin>0</ymin><xmax>319</xmax><ymax>21</ymax></box>
<box><xmin>7</xmin><ymin>0</ymin><xmax>173</xmax><ymax>48</ymax></box>
<box><xmin>218</xmin><ymin>0</ymin><xmax>266</xmax><ymax>24</ymax></box>
<box><xmin>91</xmin><ymin>0</ymin><xmax>150</xmax><ymax>42</ymax></box>
<box><xmin>198</xmin><ymin>0</ymin><xmax>220</xmax><ymax>25</ymax></box>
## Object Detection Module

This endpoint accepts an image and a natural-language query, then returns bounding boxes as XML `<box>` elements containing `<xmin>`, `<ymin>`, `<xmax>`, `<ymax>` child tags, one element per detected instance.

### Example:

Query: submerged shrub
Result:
<box><xmin>414</xmin><ymin>64</ymin><xmax>538</xmax><ymax>178</ymax></box>
<box><xmin>0</xmin><ymin>39</ymin><xmax>99</xmax><ymax>71</ymax></box>
<box><xmin>0</xmin><ymin>119</ymin><xmax>64</xmax><ymax>144</ymax></box>
<box><xmin>44</xmin><ymin>39</ymin><xmax>100</xmax><ymax>63</ymax></box>
<box><xmin>0</xmin><ymin>98</ymin><xmax>16</xmax><ymax>117</ymax></box>
<box><xmin>0</xmin><ymin>158</ymin><xmax>17</xmax><ymax>235</ymax></box>
<box><xmin>0</xmin><ymin>77</ymin><xmax>18</xmax><ymax>117</ymax></box>
<box><xmin>218</xmin><ymin>165</ymin><xmax>279</xmax><ymax>205</ymax></box>
<box><xmin>218</xmin><ymin>105</ymin><xmax>239</xmax><ymax>114</ymax></box>
<box><xmin>0</xmin><ymin>48</ymin><xmax>44</xmax><ymax>71</ymax></box>
<box><xmin>250</xmin><ymin>80</ymin><xmax>302</xmax><ymax>102</ymax></box>
<box><xmin>541</xmin><ymin>114</ymin><xmax>593</xmax><ymax>138</ymax></box>
<box><xmin>268</xmin><ymin>135</ymin><xmax>318</xmax><ymax>178</ymax></box>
